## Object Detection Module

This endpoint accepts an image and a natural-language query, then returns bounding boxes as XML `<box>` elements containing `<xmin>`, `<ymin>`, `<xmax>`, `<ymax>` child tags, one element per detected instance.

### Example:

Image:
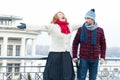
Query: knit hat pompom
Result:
<box><xmin>91</xmin><ymin>9</ymin><xmax>95</xmax><ymax>12</ymax></box>
<box><xmin>85</xmin><ymin>8</ymin><xmax>96</xmax><ymax>21</ymax></box>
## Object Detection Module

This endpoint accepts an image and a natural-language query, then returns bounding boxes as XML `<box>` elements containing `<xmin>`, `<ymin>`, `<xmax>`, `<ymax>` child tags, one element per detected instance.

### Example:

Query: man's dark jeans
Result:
<box><xmin>78</xmin><ymin>58</ymin><xmax>99</xmax><ymax>80</ymax></box>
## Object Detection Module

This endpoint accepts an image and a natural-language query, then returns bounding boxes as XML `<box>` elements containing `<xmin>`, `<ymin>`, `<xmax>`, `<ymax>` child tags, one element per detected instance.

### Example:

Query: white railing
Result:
<box><xmin>0</xmin><ymin>56</ymin><xmax>120</xmax><ymax>80</ymax></box>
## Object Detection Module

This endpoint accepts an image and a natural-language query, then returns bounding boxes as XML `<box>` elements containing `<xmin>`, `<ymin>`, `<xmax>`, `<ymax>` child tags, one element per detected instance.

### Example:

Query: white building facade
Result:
<box><xmin>0</xmin><ymin>14</ymin><xmax>39</xmax><ymax>78</ymax></box>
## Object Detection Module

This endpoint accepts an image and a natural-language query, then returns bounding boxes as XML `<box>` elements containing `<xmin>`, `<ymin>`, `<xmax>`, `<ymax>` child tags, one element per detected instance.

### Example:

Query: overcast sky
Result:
<box><xmin>0</xmin><ymin>0</ymin><xmax>120</xmax><ymax>48</ymax></box>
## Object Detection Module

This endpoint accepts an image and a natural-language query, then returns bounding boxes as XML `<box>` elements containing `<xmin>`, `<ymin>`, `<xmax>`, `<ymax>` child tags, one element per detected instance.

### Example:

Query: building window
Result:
<box><xmin>16</xmin><ymin>45</ymin><xmax>20</xmax><ymax>56</ymax></box>
<box><xmin>7</xmin><ymin>45</ymin><xmax>13</xmax><ymax>56</ymax></box>
<box><xmin>15</xmin><ymin>64</ymin><xmax>20</xmax><ymax>75</ymax></box>
<box><xmin>7</xmin><ymin>64</ymin><xmax>20</xmax><ymax>76</ymax></box>
<box><xmin>0</xmin><ymin>64</ymin><xmax>1</xmax><ymax>72</ymax></box>
<box><xmin>0</xmin><ymin>45</ymin><xmax>1</xmax><ymax>56</ymax></box>
<box><xmin>7</xmin><ymin>64</ymin><xmax>12</xmax><ymax>76</ymax></box>
<box><xmin>0</xmin><ymin>19</ymin><xmax>3</xmax><ymax>25</ymax></box>
<box><xmin>8</xmin><ymin>19</ymin><xmax>12</xmax><ymax>25</ymax></box>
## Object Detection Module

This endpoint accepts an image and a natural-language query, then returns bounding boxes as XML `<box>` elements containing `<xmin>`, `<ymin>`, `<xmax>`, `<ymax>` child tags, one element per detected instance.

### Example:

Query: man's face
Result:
<box><xmin>85</xmin><ymin>18</ymin><xmax>94</xmax><ymax>26</ymax></box>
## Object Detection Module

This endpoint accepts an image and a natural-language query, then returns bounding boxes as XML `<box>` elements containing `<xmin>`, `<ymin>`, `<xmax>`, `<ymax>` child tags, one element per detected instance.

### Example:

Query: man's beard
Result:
<box><xmin>85</xmin><ymin>22</ymin><xmax>92</xmax><ymax>26</ymax></box>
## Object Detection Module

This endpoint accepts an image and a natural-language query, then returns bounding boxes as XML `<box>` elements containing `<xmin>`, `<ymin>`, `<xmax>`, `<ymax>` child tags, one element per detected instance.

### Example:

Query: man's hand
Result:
<box><xmin>100</xmin><ymin>58</ymin><xmax>105</xmax><ymax>65</ymax></box>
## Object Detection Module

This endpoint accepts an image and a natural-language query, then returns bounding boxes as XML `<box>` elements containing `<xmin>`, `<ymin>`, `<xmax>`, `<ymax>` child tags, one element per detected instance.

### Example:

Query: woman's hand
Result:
<box><xmin>73</xmin><ymin>58</ymin><xmax>78</xmax><ymax>63</ymax></box>
<box><xmin>17</xmin><ymin>23</ymin><xmax>26</xmax><ymax>29</ymax></box>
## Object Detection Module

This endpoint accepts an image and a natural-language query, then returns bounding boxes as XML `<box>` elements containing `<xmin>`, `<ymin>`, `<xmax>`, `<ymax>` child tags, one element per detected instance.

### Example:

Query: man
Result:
<box><xmin>72</xmin><ymin>9</ymin><xmax>106</xmax><ymax>80</ymax></box>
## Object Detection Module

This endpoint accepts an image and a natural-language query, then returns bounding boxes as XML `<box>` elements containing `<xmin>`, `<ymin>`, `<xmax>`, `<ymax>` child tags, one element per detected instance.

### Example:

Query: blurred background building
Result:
<box><xmin>0</xmin><ymin>14</ymin><xmax>39</xmax><ymax>78</ymax></box>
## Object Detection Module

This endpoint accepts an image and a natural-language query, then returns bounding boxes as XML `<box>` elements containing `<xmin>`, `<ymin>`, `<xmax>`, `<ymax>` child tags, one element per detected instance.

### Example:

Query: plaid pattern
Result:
<box><xmin>72</xmin><ymin>27</ymin><xmax>106</xmax><ymax>60</ymax></box>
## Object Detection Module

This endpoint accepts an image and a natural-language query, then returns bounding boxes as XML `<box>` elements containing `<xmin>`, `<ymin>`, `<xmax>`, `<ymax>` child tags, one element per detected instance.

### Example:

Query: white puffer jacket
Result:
<box><xmin>26</xmin><ymin>24</ymin><xmax>81</xmax><ymax>52</ymax></box>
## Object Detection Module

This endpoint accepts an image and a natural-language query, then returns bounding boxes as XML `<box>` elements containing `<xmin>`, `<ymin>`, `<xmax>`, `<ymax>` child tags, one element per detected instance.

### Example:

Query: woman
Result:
<box><xmin>18</xmin><ymin>11</ymin><xmax>81</xmax><ymax>80</ymax></box>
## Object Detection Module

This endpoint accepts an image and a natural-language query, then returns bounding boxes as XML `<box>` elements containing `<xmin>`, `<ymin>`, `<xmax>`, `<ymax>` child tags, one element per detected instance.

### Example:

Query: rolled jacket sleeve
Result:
<box><xmin>100</xmin><ymin>29</ymin><xmax>106</xmax><ymax>59</ymax></box>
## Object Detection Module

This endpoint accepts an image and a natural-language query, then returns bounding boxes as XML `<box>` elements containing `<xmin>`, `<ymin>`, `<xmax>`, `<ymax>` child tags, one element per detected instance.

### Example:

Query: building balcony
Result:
<box><xmin>0</xmin><ymin>56</ymin><xmax>120</xmax><ymax>80</ymax></box>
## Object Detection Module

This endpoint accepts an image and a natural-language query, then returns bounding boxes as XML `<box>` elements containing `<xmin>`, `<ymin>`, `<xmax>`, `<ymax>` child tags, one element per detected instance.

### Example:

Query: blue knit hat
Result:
<box><xmin>85</xmin><ymin>9</ymin><xmax>95</xmax><ymax>21</ymax></box>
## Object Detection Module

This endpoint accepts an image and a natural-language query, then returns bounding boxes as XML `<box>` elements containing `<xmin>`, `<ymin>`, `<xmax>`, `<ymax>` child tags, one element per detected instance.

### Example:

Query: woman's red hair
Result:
<box><xmin>51</xmin><ymin>11</ymin><xmax>69</xmax><ymax>24</ymax></box>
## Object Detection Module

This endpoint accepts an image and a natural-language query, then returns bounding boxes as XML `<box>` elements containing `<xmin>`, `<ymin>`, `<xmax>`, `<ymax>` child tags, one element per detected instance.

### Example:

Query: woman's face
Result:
<box><xmin>57</xmin><ymin>12</ymin><xmax>66</xmax><ymax>22</ymax></box>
